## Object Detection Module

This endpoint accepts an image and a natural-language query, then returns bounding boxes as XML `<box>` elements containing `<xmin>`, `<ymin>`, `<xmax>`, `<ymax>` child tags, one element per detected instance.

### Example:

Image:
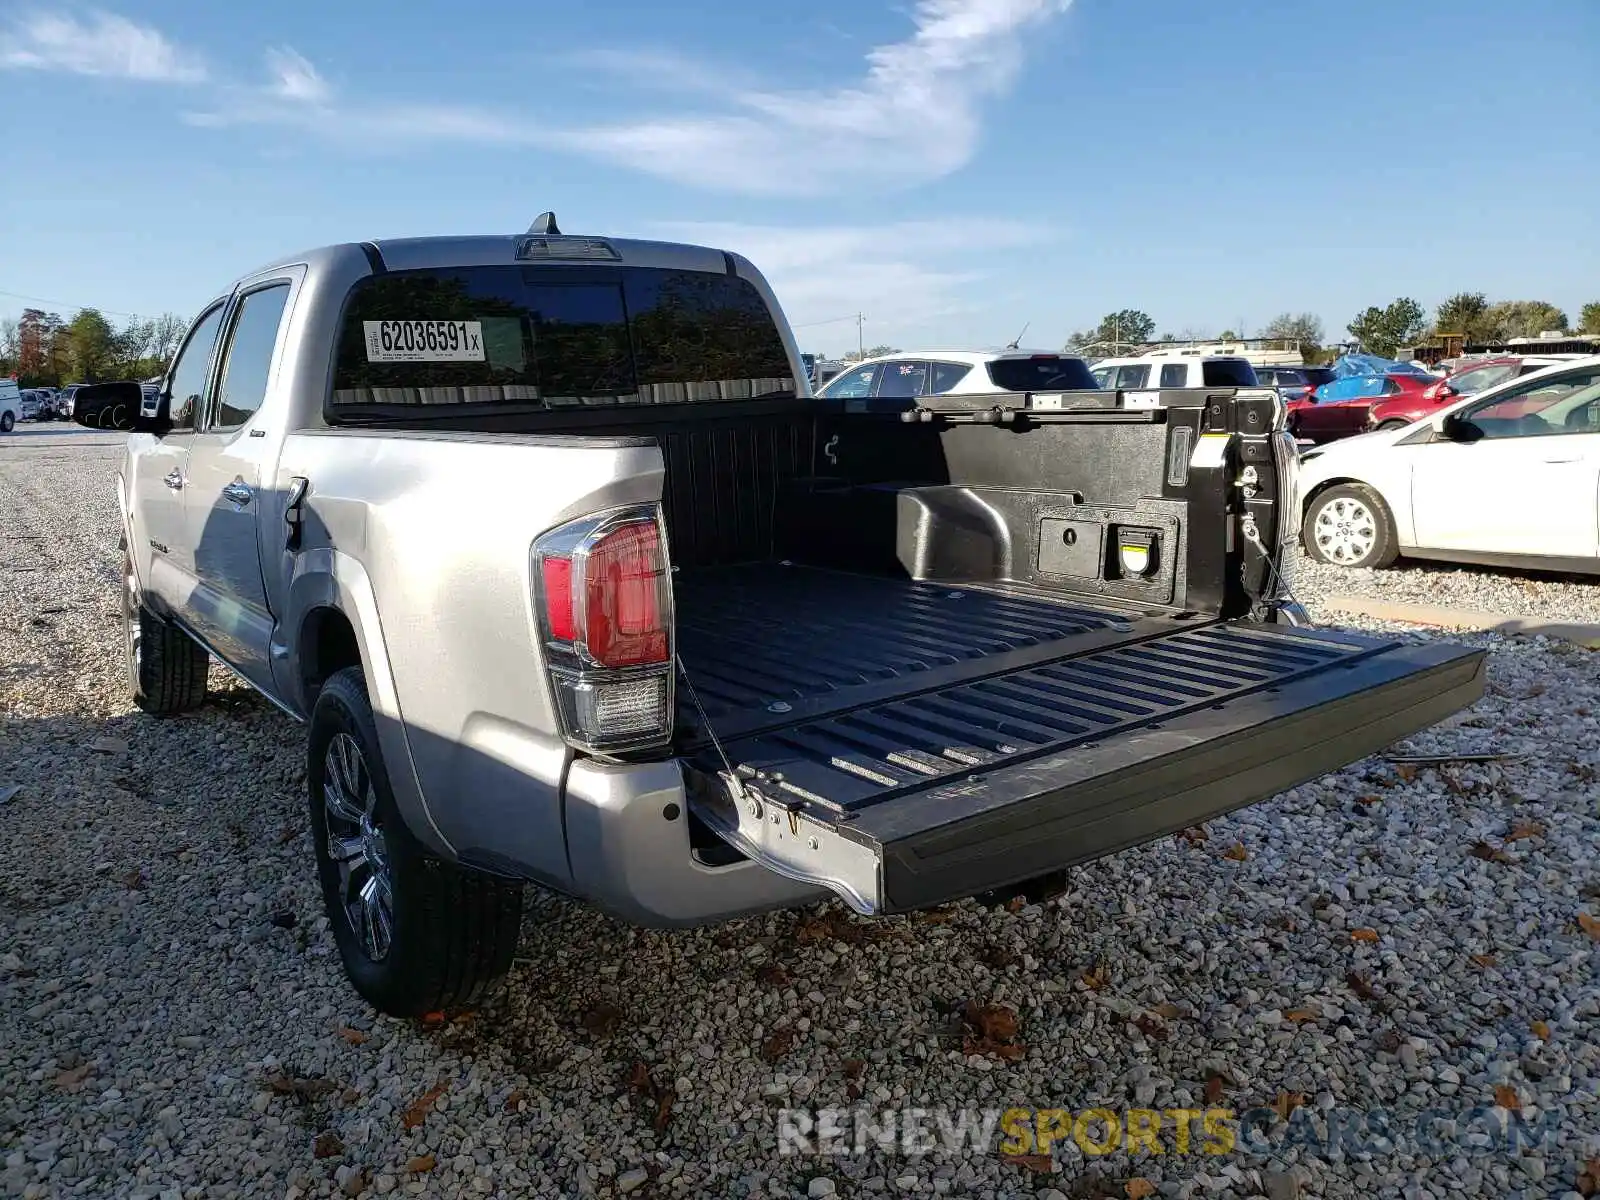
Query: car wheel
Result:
<box><xmin>309</xmin><ymin>667</ymin><xmax>523</xmax><ymax>1017</ymax></box>
<box><xmin>1304</xmin><ymin>484</ymin><xmax>1398</xmax><ymax>569</ymax></box>
<box><xmin>124</xmin><ymin>552</ymin><xmax>210</xmax><ymax>713</ymax></box>
<box><xmin>0</xmin><ymin>412</ymin><xmax>13</xmax><ymax>433</ymax></box>
<box><xmin>1377</xmin><ymin>419</ymin><xmax>1409</xmax><ymax>431</ymax></box>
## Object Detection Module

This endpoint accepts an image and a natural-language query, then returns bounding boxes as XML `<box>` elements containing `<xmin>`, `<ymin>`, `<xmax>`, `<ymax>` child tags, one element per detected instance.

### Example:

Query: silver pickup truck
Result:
<box><xmin>75</xmin><ymin>215</ymin><xmax>1486</xmax><ymax>1017</ymax></box>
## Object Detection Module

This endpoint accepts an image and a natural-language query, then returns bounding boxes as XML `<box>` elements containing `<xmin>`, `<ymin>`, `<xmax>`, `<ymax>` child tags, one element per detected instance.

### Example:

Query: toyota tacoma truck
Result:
<box><xmin>76</xmin><ymin>216</ymin><xmax>1486</xmax><ymax>1017</ymax></box>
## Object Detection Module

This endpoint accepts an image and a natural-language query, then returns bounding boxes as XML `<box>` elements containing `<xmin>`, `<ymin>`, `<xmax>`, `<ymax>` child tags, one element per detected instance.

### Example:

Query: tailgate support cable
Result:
<box><xmin>676</xmin><ymin>655</ymin><xmax>749</xmax><ymax>806</ymax></box>
<box><xmin>1241</xmin><ymin>515</ymin><xmax>1309</xmax><ymax>627</ymax></box>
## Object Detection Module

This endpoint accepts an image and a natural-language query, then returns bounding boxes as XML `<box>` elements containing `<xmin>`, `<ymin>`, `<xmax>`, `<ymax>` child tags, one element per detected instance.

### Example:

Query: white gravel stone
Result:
<box><xmin>2</xmin><ymin>427</ymin><xmax>1598</xmax><ymax>1199</ymax></box>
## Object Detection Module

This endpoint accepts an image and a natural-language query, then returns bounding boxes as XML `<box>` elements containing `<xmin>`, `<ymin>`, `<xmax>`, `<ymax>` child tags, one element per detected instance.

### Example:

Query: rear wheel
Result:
<box><xmin>0</xmin><ymin>412</ymin><xmax>13</xmax><ymax>433</ymax></box>
<box><xmin>1377</xmin><ymin>419</ymin><xmax>1409</xmax><ymax>431</ymax></box>
<box><xmin>1304</xmin><ymin>484</ymin><xmax>1398</xmax><ymax>569</ymax></box>
<box><xmin>309</xmin><ymin>667</ymin><xmax>523</xmax><ymax>1017</ymax></box>
<box><xmin>124</xmin><ymin>552</ymin><xmax>209</xmax><ymax>713</ymax></box>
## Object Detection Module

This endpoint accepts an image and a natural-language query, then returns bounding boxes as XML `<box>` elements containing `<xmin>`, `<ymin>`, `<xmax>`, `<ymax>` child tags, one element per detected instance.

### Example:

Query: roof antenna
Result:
<box><xmin>527</xmin><ymin>211</ymin><xmax>560</xmax><ymax>236</ymax></box>
<box><xmin>1005</xmin><ymin>321</ymin><xmax>1030</xmax><ymax>351</ymax></box>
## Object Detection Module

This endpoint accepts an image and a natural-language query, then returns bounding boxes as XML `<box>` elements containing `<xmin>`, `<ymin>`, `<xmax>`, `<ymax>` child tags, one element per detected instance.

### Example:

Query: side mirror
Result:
<box><xmin>1438</xmin><ymin>412</ymin><xmax>1480</xmax><ymax>443</ymax></box>
<box><xmin>70</xmin><ymin>381</ymin><xmax>145</xmax><ymax>431</ymax></box>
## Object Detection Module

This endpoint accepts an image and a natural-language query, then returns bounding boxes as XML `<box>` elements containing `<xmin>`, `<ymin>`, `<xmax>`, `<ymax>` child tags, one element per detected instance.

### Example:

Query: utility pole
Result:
<box><xmin>856</xmin><ymin>312</ymin><xmax>865</xmax><ymax>359</ymax></box>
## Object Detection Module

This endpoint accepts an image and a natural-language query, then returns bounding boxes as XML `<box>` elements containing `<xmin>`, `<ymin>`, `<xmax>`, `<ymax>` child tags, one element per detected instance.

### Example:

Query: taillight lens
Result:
<box><xmin>533</xmin><ymin>507</ymin><xmax>674</xmax><ymax>754</ymax></box>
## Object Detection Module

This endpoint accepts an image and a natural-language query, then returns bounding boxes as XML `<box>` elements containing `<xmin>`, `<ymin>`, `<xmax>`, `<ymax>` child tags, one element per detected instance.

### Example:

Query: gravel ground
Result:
<box><xmin>3</xmin><ymin>428</ymin><xmax>1598</xmax><ymax>1200</ymax></box>
<box><xmin>1288</xmin><ymin>551</ymin><xmax>1600</xmax><ymax>626</ymax></box>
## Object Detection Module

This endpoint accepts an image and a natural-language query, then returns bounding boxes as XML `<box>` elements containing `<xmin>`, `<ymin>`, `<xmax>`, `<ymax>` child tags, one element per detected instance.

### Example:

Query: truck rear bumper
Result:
<box><xmin>687</xmin><ymin>624</ymin><xmax>1487</xmax><ymax>914</ymax></box>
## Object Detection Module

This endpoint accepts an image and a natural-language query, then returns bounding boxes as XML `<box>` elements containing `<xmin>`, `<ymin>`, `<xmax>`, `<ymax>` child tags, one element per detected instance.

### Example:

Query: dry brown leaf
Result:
<box><xmin>913</xmin><ymin>907</ymin><xmax>955</xmax><ymax>925</ymax></box>
<box><xmin>1494</xmin><ymin>1084</ymin><xmax>1519</xmax><ymax>1110</ymax></box>
<box><xmin>1151</xmin><ymin>1002</ymin><xmax>1184</xmax><ymax>1021</ymax></box>
<box><xmin>419</xmin><ymin>1011</ymin><xmax>446</xmax><ymax>1029</ymax></box>
<box><xmin>1177</xmin><ymin>825</ymin><xmax>1209</xmax><ymax>846</ymax></box>
<box><xmin>1282</xmin><ymin>1008</ymin><xmax>1319</xmax><ymax>1024</ymax></box>
<box><xmin>842</xmin><ymin>1058</ymin><xmax>866</xmax><ymax>1080</ymax></box>
<box><xmin>1125</xmin><ymin>1180</ymin><xmax>1158</xmax><ymax>1200</ymax></box>
<box><xmin>1575</xmin><ymin>1156</ymin><xmax>1600</xmax><ymax>1196</ymax></box>
<box><xmin>1394</xmin><ymin>763</ymin><xmax>1418</xmax><ymax>783</ymax></box>
<box><xmin>312</xmin><ymin>1130</ymin><xmax>344</xmax><ymax>1159</ymax></box>
<box><xmin>755</xmin><ymin>963</ymin><xmax>791</xmax><ymax>988</ymax></box>
<box><xmin>652</xmin><ymin>1088</ymin><xmax>676</xmax><ymax>1133</ymax></box>
<box><xmin>55</xmin><ymin>1063</ymin><xmax>92</xmax><ymax>1092</ymax></box>
<box><xmin>1470</xmin><ymin>841</ymin><xmax>1513</xmax><ymax>864</ymax></box>
<box><xmin>406</xmin><ymin>1155</ymin><xmax>436</xmax><ymax>1174</ymax></box>
<box><xmin>1203</xmin><ymin>1073</ymin><xmax>1226</xmax><ymax>1104</ymax></box>
<box><xmin>265</xmin><ymin>1072</ymin><xmax>337</xmax><ymax>1102</ymax></box>
<box><xmin>581</xmin><ymin>1002</ymin><xmax>624</xmax><ymax>1039</ymax></box>
<box><xmin>1004</xmin><ymin>895</ymin><xmax>1026</xmax><ymax>914</ymax></box>
<box><xmin>761</xmin><ymin>1029</ymin><xmax>796</xmax><ymax>1064</ymax></box>
<box><xmin>1506</xmin><ymin>820</ymin><xmax>1545</xmax><ymax>843</ymax></box>
<box><xmin>961</xmin><ymin>1000</ymin><xmax>1025</xmax><ymax>1062</ymax></box>
<box><xmin>337</xmin><ymin>1026</ymin><xmax>367</xmax><ymax>1046</ymax></box>
<box><xmin>1346</xmin><ymin>971</ymin><xmax>1378</xmax><ymax>1002</ymax></box>
<box><xmin>845</xmin><ymin>1081</ymin><xmax>863</xmax><ymax>1101</ymax></box>
<box><xmin>1469</xmin><ymin>952</ymin><xmax>1498</xmax><ymax>968</ymax></box>
<box><xmin>1350</xmin><ymin>928</ymin><xmax>1380</xmax><ymax>943</ymax></box>
<box><xmin>1002</xmin><ymin>1153</ymin><xmax>1054</xmax><ymax>1174</ymax></box>
<box><xmin>1355</xmin><ymin>794</ymin><xmax>1384</xmax><ymax>807</ymax></box>
<box><xmin>503</xmin><ymin>1089</ymin><xmax>526</xmax><ymax>1113</ymax></box>
<box><xmin>1132</xmin><ymin>1013</ymin><xmax>1169</xmax><ymax>1041</ymax></box>
<box><xmin>1223</xmin><ymin>842</ymin><xmax>1249</xmax><ymax>862</ymax></box>
<box><xmin>1530</xmin><ymin>1019</ymin><xmax>1551</xmax><ymax>1040</ymax></box>
<box><xmin>276</xmin><ymin>825</ymin><xmax>298</xmax><ymax>845</ymax></box>
<box><xmin>401</xmin><ymin>1082</ymin><xmax>446</xmax><ymax>1129</ymax></box>
<box><xmin>122</xmin><ymin>868</ymin><xmax>147</xmax><ymax>891</ymax></box>
<box><xmin>1271</xmin><ymin>1092</ymin><xmax>1307</xmax><ymax>1120</ymax></box>
<box><xmin>625</xmin><ymin>1061</ymin><xmax>655</xmax><ymax>1095</ymax></box>
<box><xmin>1268</xmin><ymin>914</ymin><xmax>1298</xmax><ymax>933</ymax></box>
<box><xmin>1578</xmin><ymin>912</ymin><xmax>1600</xmax><ymax>942</ymax></box>
<box><xmin>1081</xmin><ymin>960</ymin><xmax>1112</xmax><ymax>991</ymax></box>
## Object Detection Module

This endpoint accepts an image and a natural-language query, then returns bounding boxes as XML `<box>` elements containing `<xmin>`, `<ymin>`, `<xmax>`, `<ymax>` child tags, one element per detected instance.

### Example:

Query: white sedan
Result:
<box><xmin>1296</xmin><ymin>356</ymin><xmax>1600</xmax><ymax>571</ymax></box>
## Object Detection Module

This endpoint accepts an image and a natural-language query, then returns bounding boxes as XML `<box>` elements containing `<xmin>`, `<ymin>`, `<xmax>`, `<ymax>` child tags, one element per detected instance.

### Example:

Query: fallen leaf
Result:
<box><xmin>1506</xmin><ymin>820</ymin><xmax>1545</xmax><ymax>843</ymax></box>
<box><xmin>1355</xmin><ymin>794</ymin><xmax>1384</xmax><ymax>807</ymax></box>
<box><xmin>401</xmin><ymin>1082</ymin><xmax>446</xmax><ymax>1129</ymax></box>
<box><xmin>762</xmin><ymin>1029</ymin><xmax>796</xmax><ymax>1064</ymax></box>
<box><xmin>1151</xmin><ymin>1002</ymin><xmax>1185</xmax><ymax>1021</ymax></box>
<box><xmin>581</xmin><ymin>1002</ymin><xmax>624</xmax><ymax>1038</ymax></box>
<box><xmin>1081</xmin><ymin>960</ymin><xmax>1112</xmax><ymax>991</ymax></box>
<box><xmin>406</xmin><ymin>1155</ymin><xmax>436</xmax><ymax>1174</ymax></box>
<box><xmin>1578</xmin><ymin>912</ymin><xmax>1600</xmax><ymax>942</ymax></box>
<box><xmin>341</xmin><ymin>1168</ymin><xmax>369</xmax><ymax>1198</ymax></box>
<box><xmin>1268</xmin><ymin>914</ymin><xmax>1298</xmax><ymax>933</ymax></box>
<box><xmin>1002</xmin><ymin>1153</ymin><xmax>1054</xmax><ymax>1174</ymax></box>
<box><xmin>652</xmin><ymin>1088</ymin><xmax>676</xmax><ymax>1133</ymax></box>
<box><xmin>1223</xmin><ymin>842</ymin><xmax>1249</xmax><ymax>862</ymax></box>
<box><xmin>1394</xmin><ymin>763</ymin><xmax>1418</xmax><ymax>783</ymax></box>
<box><xmin>1494</xmin><ymin>1084</ymin><xmax>1519</xmax><ymax>1110</ymax></box>
<box><xmin>1177</xmin><ymin>825</ymin><xmax>1209</xmax><ymax>845</ymax></box>
<box><xmin>1005</xmin><ymin>895</ymin><xmax>1026</xmax><ymax>914</ymax></box>
<box><xmin>795</xmin><ymin>915</ymin><xmax>836</xmax><ymax>944</ymax></box>
<box><xmin>626</xmin><ymin>1061</ymin><xmax>655</xmax><ymax>1095</ymax></box>
<box><xmin>1470</xmin><ymin>841</ymin><xmax>1512</xmax><ymax>864</ymax></box>
<box><xmin>842</xmin><ymin>1058</ymin><xmax>866</xmax><ymax>1081</ymax></box>
<box><xmin>55</xmin><ymin>1063</ymin><xmax>92</xmax><ymax>1092</ymax></box>
<box><xmin>1439</xmin><ymin>769</ymin><xmax>1469</xmax><ymax>796</ymax></box>
<box><xmin>1469</xmin><ymin>953</ymin><xmax>1498</xmax><ymax>968</ymax></box>
<box><xmin>1575</xmin><ymin>1156</ymin><xmax>1600</xmax><ymax>1196</ymax></box>
<box><xmin>121</xmin><ymin>869</ymin><xmax>146</xmax><ymax>891</ymax></box>
<box><xmin>1530</xmin><ymin>1020</ymin><xmax>1551</xmax><ymax>1040</ymax></box>
<box><xmin>265</xmin><ymin>1072</ymin><xmax>338</xmax><ymax>1102</ymax></box>
<box><xmin>912</xmin><ymin>907</ymin><xmax>955</xmax><ymax>925</ymax></box>
<box><xmin>503</xmin><ymin>1090</ymin><xmax>526</xmax><ymax>1113</ymax></box>
<box><xmin>1270</xmin><ymin>1092</ymin><xmax>1307</xmax><ymax>1120</ymax></box>
<box><xmin>981</xmin><ymin>944</ymin><xmax>1017</xmax><ymax>968</ymax></box>
<box><xmin>846</xmin><ymin>1081</ymin><xmax>863</xmax><ymax>1101</ymax></box>
<box><xmin>419</xmin><ymin>1011</ymin><xmax>446</xmax><ymax>1029</ymax></box>
<box><xmin>337</xmin><ymin>1026</ymin><xmax>367</xmax><ymax>1046</ymax></box>
<box><xmin>1125</xmin><ymin>1180</ymin><xmax>1157</xmax><ymax>1200</ymax></box>
<box><xmin>1346</xmin><ymin>971</ymin><xmax>1378</xmax><ymax>1002</ymax></box>
<box><xmin>1132</xmin><ymin>1013</ymin><xmax>1169</xmax><ymax>1041</ymax></box>
<box><xmin>1282</xmin><ymin>1008</ymin><xmax>1319</xmax><ymax>1024</ymax></box>
<box><xmin>1350</xmin><ymin>928</ymin><xmax>1380</xmax><ymax>943</ymax></box>
<box><xmin>961</xmin><ymin>1000</ymin><xmax>1025</xmax><ymax>1062</ymax></box>
<box><xmin>312</xmin><ymin>1130</ymin><xmax>344</xmax><ymax>1159</ymax></box>
<box><xmin>276</xmin><ymin>825</ymin><xmax>298</xmax><ymax>845</ymax></box>
<box><xmin>1203</xmin><ymin>1074</ymin><xmax>1226</xmax><ymax>1104</ymax></box>
<box><xmin>756</xmin><ymin>962</ymin><xmax>791</xmax><ymax>987</ymax></box>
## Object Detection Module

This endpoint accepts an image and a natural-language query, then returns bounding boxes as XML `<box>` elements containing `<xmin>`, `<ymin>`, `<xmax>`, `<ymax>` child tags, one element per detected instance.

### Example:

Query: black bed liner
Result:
<box><xmin>678</xmin><ymin>567</ymin><xmax>1487</xmax><ymax>913</ymax></box>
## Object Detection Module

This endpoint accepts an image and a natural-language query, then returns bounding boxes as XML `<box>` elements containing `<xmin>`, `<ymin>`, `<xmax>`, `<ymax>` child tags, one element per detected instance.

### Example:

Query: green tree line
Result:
<box><xmin>0</xmin><ymin>307</ymin><xmax>188</xmax><ymax>387</ymax></box>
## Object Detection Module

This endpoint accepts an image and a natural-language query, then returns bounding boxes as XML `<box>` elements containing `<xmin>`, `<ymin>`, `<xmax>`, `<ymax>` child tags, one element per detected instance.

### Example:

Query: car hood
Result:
<box><xmin>1298</xmin><ymin>424</ymin><xmax>1412</xmax><ymax>467</ymax></box>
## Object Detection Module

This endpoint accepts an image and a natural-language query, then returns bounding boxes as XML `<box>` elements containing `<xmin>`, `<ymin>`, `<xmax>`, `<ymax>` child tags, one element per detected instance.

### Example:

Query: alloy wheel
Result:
<box><xmin>322</xmin><ymin>732</ymin><xmax>395</xmax><ymax>961</ymax></box>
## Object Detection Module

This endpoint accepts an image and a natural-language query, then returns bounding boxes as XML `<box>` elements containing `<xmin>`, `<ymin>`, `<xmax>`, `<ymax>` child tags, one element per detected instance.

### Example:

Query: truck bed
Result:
<box><xmin>673</xmin><ymin>563</ymin><xmax>1164</xmax><ymax>742</ymax></box>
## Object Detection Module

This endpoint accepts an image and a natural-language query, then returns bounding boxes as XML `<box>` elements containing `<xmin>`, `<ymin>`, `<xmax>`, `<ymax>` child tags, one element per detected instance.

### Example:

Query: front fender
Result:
<box><xmin>280</xmin><ymin>548</ymin><xmax>456</xmax><ymax>860</ymax></box>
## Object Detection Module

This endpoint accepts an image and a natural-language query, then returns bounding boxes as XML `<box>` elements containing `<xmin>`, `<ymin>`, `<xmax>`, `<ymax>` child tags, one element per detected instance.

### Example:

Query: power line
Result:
<box><xmin>791</xmin><ymin>313</ymin><xmax>861</xmax><ymax>329</ymax></box>
<box><xmin>0</xmin><ymin>287</ymin><xmax>162</xmax><ymax>322</ymax></box>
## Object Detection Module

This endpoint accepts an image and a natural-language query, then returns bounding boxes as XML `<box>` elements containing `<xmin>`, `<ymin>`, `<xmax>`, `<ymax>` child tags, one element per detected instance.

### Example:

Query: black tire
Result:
<box><xmin>124</xmin><ymin>553</ymin><xmax>209</xmax><ymax>714</ymax></box>
<box><xmin>0</xmin><ymin>412</ymin><xmax>13</xmax><ymax>433</ymax></box>
<box><xmin>1377</xmin><ymin>419</ymin><xmax>1409</xmax><ymax>431</ymax></box>
<box><xmin>1303</xmin><ymin>483</ymin><xmax>1399</xmax><ymax>569</ymax></box>
<box><xmin>309</xmin><ymin>667</ymin><xmax>522</xmax><ymax>1017</ymax></box>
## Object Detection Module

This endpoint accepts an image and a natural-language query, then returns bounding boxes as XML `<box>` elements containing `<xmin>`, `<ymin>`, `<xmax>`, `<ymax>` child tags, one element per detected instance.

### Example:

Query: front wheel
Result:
<box><xmin>1303</xmin><ymin>484</ymin><xmax>1398</xmax><ymax>569</ymax></box>
<box><xmin>1377</xmin><ymin>419</ymin><xmax>1409</xmax><ymax>431</ymax></box>
<box><xmin>309</xmin><ymin>667</ymin><xmax>523</xmax><ymax>1017</ymax></box>
<box><xmin>124</xmin><ymin>553</ymin><xmax>209</xmax><ymax>713</ymax></box>
<box><xmin>0</xmin><ymin>412</ymin><xmax>13</xmax><ymax>433</ymax></box>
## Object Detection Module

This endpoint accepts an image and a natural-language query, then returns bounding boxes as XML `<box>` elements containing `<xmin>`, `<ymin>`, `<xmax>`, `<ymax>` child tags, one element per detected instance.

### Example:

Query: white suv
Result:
<box><xmin>1089</xmin><ymin>352</ymin><xmax>1259</xmax><ymax>392</ymax></box>
<box><xmin>0</xmin><ymin>380</ymin><xmax>21</xmax><ymax>433</ymax></box>
<box><xmin>817</xmin><ymin>350</ymin><xmax>1098</xmax><ymax>405</ymax></box>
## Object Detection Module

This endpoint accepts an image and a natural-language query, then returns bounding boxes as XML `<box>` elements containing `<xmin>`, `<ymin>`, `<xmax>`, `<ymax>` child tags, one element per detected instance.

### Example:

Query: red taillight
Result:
<box><xmin>541</xmin><ymin>557</ymin><xmax>576</xmax><ymax>641</ymax></box>
<box><xmin>583</xmin><ymin>521</ymin><xmax>668</xmax><ymax>668</ymax></box>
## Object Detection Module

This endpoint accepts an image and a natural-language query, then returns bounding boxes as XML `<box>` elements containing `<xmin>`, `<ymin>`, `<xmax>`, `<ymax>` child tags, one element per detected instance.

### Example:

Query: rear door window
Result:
<box><xmin>930</xmin><ymin>361</ymin><xmax>972</xmax><ymax>394</ymax></box>
<box><xmin>331</xmin><ymin>265</ymin><xmax>794</xmax><ymax>413</ymax></box>
<box><xmin>1201</xmin><ymin>359</ymin><xmax>1258</xmax><ymax>387</ymax></box>
<box><xmin>1113</xmin><ymin>364</ymin><xmax>1150</xmax><ymax>389</ymax></box>
<box><xmin>1159</xmin><ymin>363</ymin><xmax>1187</xmax><ymax>388</ymax></box>
<box><xmin>987</xmin><ymin>356</ymin><xmax>1098</xmax><ymax>391</ymax></box>
<box><xmin>876</xmin><ymin>360</ymin><xmax>931</xmax><ymax>398</ymax></box>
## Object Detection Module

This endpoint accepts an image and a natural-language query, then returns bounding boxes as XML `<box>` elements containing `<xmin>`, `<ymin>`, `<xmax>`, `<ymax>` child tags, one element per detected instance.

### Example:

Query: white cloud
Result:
<box><xmin>264</xmin><ymin>46</ymin><xmax>329</xmax><ymax>103</ymax></box>
<box><xmin>0</xmin><ymin>9</ymin><xmax>205</xmax><ymax>82</ymax></box>
<box><xmin>567</xmin><ymin>0</ymin><xmax>1073</xmax><ymax>192</ymax></box>
<box><xmin>652</xmin><ymin>219</ymin><xmax>1054</xmax><ymax>346</ymax></box>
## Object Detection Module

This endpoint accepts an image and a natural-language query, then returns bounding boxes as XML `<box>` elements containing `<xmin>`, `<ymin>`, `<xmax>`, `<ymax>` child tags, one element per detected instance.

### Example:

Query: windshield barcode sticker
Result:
<box><xmin>363</xmin><ymin>321</ymin><xmax>485</xmax><ymax>363</ymax></box>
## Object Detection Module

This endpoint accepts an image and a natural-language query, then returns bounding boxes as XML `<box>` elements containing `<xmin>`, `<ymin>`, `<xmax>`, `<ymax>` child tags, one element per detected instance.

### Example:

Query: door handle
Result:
<box><xmin>222</xmin><ymin>481</ymin><xmax>254</xmax><ymax>506</ymax></box>
<box><xmin>163</xmin><ymin>470</ymin><xmax>184</xmax><ymax>490</ymax></box>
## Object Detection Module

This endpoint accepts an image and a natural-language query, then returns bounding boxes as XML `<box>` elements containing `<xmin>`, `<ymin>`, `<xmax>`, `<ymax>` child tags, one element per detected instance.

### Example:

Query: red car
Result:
<box><xmin>1286</xmin><ymin>372</ymin><xmax>1434</xmax><ymax>443</ymax></box>
<box><xmin>1364</xmin><ymin>355</ymin><xmax>1578</xmax><ymax>431</ymax></box>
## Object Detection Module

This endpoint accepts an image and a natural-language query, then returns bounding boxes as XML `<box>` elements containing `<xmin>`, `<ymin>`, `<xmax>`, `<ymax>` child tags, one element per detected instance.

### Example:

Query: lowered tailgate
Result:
<box><xmin>686</xmin><ymin>622</ymin><xmax>1485</xmax><ymax>913</ymax></box>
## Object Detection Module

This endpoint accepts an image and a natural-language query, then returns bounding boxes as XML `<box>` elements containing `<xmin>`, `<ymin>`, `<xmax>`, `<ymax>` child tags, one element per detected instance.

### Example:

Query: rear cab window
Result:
<box><xmin>330</xmin><ymin>265</ymin><xmax>794</xmax><ymax>416</ymax></box>
<box><xmin>1159</xmin><ymin>363</ymin><xmax>1187</xmax><ymax>388</ymax></box>
<box><xmin>987</xmin><ymin>356</ymin><xmax>1097</xmax><ymax>392</ymax></box>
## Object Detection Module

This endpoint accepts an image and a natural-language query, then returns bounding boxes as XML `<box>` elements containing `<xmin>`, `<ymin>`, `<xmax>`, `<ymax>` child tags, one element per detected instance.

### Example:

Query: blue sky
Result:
<box><xmin>2</xmin><ymin>0</ymin><xmax>1598</xmax><ymax>356</ymax></box>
